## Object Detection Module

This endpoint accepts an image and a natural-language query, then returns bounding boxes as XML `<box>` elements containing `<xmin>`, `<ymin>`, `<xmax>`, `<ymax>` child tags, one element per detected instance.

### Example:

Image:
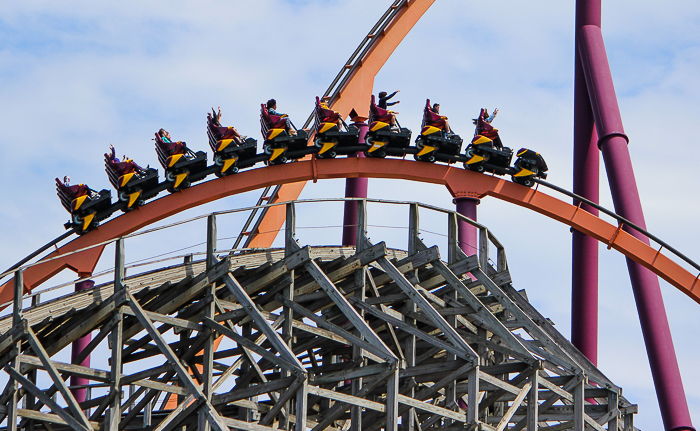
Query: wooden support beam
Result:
<box><xmin>25</xmin><ymin>327</ymin><xmax>93</xmax><ymax>430</ymax></box>
<box><xmin>4</xmin><ymin>365</ymin><xmax>91</xmax><ymax>431</ymax></box>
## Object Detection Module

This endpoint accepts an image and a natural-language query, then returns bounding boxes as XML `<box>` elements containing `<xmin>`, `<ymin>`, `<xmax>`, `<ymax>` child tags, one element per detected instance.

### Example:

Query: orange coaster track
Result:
<box><xmin>2</xmin><ymin>157</ymin><xmax>698</xmax><ymax>307</ymax></box>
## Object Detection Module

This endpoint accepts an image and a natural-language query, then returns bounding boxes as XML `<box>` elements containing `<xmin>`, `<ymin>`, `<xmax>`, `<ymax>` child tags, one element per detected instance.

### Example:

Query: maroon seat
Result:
<box><xmin>423</xmin><ymin>99</ymin><xmax>447</xmax><ymax>130</ymax></box>
<box><xmin>56</xmin><ymin>178</ymin><xmax>88</xmax><ymax>200</ymax></box>
<box><xmin>155</xmin><ymin>133</ymin><xmax>186</xmax><ymax>155</ymax></box>
<box><xmin>260</xmin><ymin>104</ymin><xmax>287</xmax><ymax>129</ymax></box>
<box><xmin>475</xmin><ymin>108</ymin><xmax>497</xmax><ymax>139</ymax></box>
<box><xmin>207</xmin><ymin>113</ymin><xmax>239</xmax><ymax>141</ymax></box>
<box><xmin>315</xmin><ymin>97</ymin><xmax>340</xmax><ymax>123</ymax></box>
<box><xmin>369</xmin><ymin>95</ymin><xmax>393</xmax><ymax>124</ymax></box>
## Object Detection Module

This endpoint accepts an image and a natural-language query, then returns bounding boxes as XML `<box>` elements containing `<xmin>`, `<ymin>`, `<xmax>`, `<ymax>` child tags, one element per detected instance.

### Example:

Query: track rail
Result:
<box><xmin>2</xmin><ymin>157</ymin><xmax>699</xmax><ymax>308</ymax></box>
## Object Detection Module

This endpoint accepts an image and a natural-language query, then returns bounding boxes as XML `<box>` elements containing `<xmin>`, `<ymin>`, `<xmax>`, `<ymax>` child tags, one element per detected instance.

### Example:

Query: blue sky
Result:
<box><xmin>1</xmin><ymin>1</ymin><xmax>699</xmax><ymax>428</ymax></box>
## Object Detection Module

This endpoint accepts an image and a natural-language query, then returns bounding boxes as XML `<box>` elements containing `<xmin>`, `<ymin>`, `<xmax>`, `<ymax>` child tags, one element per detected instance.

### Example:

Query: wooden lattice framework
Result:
<box><xmin>0</xmin><ymin>200</ymin><xmax>636</xmax><ymax>431</ymax></box>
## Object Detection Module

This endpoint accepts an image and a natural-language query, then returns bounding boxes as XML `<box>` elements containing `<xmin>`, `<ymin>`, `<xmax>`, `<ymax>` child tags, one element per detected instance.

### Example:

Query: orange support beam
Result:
<box><xmin>3</xmin><ymin>158</ymin><xmax>699</xmax><ymax>308</ymax></box>
<box><xmin>248</xmin><ymin>0</ymin><xmax>436</xmax><ymax>248</ymax></box>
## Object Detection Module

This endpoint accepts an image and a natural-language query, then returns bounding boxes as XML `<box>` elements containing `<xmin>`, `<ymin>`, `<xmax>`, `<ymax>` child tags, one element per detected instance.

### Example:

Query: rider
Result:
<box><xmin>428</xmin><ymin>103</ymin><xmax>454</xmax><ymax>135</ymax></box>
<box><xmin>61</xmin><ymin>176</ymin><xmax>98</xmax><ymax>199</ymax></box>
<box><xmin>317</xmin><ymin>100</ymin><xmax>343</xmax><ymax>130</ymax></box>
<box><xmin>266</xmin><ymin>99</ymin><xmax>297</xmax><ymax>135</ymax></box>
<box><xmin>208</xmin><ymin>106</ymin><xmax>245</xmax><ymax>144</ymax></box>
<box><xmin>473</xmin><ymin>108</ymin><xmax>502</xmax><ymax>149</ymax></box>
<box><xmin>106</xmin><ymin>144</ymin><xmax>147</xmax><ymax>176</ymax></box>
<box><xmin>377</xmin><ymin>90</ymin><xmax>400</xmax><ymax>129</ymax></box>
<box><xmin>158</xmin><ymin>129</ymin><xmax>189</xmax><ymax>155</ymax></box>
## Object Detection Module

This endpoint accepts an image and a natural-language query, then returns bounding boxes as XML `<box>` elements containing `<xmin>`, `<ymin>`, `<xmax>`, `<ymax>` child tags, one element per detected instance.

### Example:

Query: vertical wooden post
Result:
<box><xmin>448</xmin><ymin>212</ymin><xmax>459</xmax><ymax>264</ymax></box>
<box><xmin>108</xmin><ymin>239</ymin><xmax>125</xmax><ymax>431</ymax></box>
<box><xmin>403</xmin><ymin>296</ymin><xmax>417</xmax><ymax>431</ymax></box>
<box><xmin>527</xmin><ymin>371</ymin><xmax>539</xmax><ymax>430</ymax></box>
<box><xmin>9</xmin><ymin>269</ymin><xmax>23</xmax><ymax>431</ymax></box>
<box><xmin>356</xmin><ymin>199</ymin><xmax>367</xmax><ymax>252</ymax></box>
<box><xmin>607</xmin><ymin>391</ymin><xmax>619</xmax><ymax>431</ymax></box>
<box><xmin>295</xmin><ymin>379</ymin><xmax>308</xmax><ymax>431</ymax></box>
<box><xmin>207</xmin><ymin>214</ymin><xmax>217</xmax><ymax>270</ymax></box>
<box><xmin>282</xmin><ymin>202</ymin><xmax>296</xmax><ymax>430</ymax></box>
<box><xmin>467</xmin><ymin>365</ymin><xmax>480</xmax><ymax>425</ymax></box>
<box><xmin>573</xmin><ymin>377</ymin><xmax>584</xmax><ymax>431</ymax></box>
<box><xmin>350</xmin><ymin>267</ymin><xmax>366</xmax><ymax>431</ymax></box>
<box><xmin>408</xmin><ymin>204</ymin><xmax>419</xmax><ymax>256</ymax></box>
<box><xmin>386</xmin><ymin>363</ymin><xmax>399</xmax><ymax>431</ymax></box>
<box><xmin>200</xmin><ymin>215</ymin><xmax>216</xmax><ymax>431</ymax></box>
<box><xmin>479</xmin><ymin>228</ymin><xmax>489</xmax><ymax>269</ymax></box>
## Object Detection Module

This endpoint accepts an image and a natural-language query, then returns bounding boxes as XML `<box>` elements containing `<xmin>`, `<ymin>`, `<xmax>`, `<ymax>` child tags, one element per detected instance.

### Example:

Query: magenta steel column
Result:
<box><xmin>571</xmin><ymin>0</ymin><xmax>601</xmax><ymax>365</ymax></box>
<box><xmin>579</xmin><ymin>25</ymin><xmax>694</xmax><ymax>431</ymax></box>
<box><xmin>342</xmin><ymin>121</ymin><xmax>370</xmax><ymax>246</ymax></box>
<box><xmin>71</xmin><ymin>277</ymin><xmax>95</xmax><ymax>404</ymax></box>
<box><xmin>454</xmin><ymin>197</ymin><xmax>479</xmax><ymax>255</ymax></box>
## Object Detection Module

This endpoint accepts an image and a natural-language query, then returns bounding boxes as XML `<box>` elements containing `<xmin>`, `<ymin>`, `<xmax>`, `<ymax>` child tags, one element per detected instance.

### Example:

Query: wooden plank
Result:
<box><xmin>396</xmin><ymin>394</ymin><xmax>465</xmax><ymax>422</ymax></box>
<box><xmin>495</xmin><ymin>382</ymin><xmax>531</xmax><ymax>431</ymax></box>
<box><xmin>25</xmin><ymin>327</ymin><xmax>93</xmax><ymax>430</ymax></box>
<box><xmin>19</xmin><ymin>355</ymin><xmax>110</xmax><ymax>381</ymax></box>
<box><xmin>4</xmin><ymin>365</ymin><xmax>91</xmax><ymax>431</ymax></box>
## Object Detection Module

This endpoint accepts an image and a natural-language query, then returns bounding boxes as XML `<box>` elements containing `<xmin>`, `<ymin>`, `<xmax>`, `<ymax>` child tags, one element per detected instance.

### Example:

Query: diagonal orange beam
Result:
<box><xmin>247</xmin><ymin>0</ymin><xmax>436</xmax><ymax>248</ymax></box>
<box><xmin>3</xmin><ymin>158</ymin><xmax>699</xmax><ymax>308</ymax></box>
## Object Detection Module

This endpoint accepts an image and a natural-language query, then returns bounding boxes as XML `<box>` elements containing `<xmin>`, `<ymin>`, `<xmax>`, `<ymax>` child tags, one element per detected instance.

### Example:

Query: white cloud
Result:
<box><xmin>1</xmin><ymin>1</ymin><xmax>699</xmax><ymax>429</ymax></box>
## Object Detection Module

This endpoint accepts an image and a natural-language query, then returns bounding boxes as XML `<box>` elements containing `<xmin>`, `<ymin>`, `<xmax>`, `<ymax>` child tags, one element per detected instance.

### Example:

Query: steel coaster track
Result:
<box><xmin>233</xmin><ymin>0</ymin><xmax>409</xmax><ymax>250</ymax></box>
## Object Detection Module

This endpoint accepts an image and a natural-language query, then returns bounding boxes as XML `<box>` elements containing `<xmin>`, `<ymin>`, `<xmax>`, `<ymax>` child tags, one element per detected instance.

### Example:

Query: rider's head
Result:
<box><xmin>158</xmin><ymin>128</ymin><xmax>166</xmax><ymax>137</ymax></box>
<box><xmin>63</xmin><ymin>175</ymin><xmax>70</xmax><ymax>185</ymax></box>
<box><xmin>432</xmin><ymin>103</ymin><xmax>440</xmax><ymax>112</ymax></box>
<box><xmin>378</xmin><ymin>91</ymin><xmax>388</xmax><ymax>99</ymax></box>
<box><xmin>266</xmin><ymin>99</ymin><xmax>277</xmax><ymax>109</ymax></box>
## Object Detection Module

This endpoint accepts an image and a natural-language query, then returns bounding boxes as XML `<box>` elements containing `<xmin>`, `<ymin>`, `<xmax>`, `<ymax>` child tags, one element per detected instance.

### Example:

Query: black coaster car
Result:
<box><xmin>512</xmin><ymin>148</ymin><xmax>548</xmax><ymax>187</ymax></box>
<box><xmin>154</xmin><ymin>134</ymin><xmax>207</xmax><ymax>192</ymax></box>
<box><xmin>464</xmin><ymin>135</ymin><xmax>514</xmax><ymax>176</ymax></box>
<box><xmin>56</xmin><ymin>178</ymin><xmax>112</xmax><ymax>234</ymax></box>
<box><xmin>365</xmin><ymin>95</ymin><xmax>411</xmax><ymax>158</ymax></box>
<box><xmin>260</xmin><ymin>104</ymin><xmax>309</xmax><ymax>165</ymax></box>
<box><xmin>207</xmin><ymin>113</ymin><xmax>258</xmax><ymax>176</ymax></box>
<box><xmin>414</xmin><ymin>99</ymin><xmax>463</xmax><ymax>163</ymax></box>
<box><xmin>104</xmin><ymin>155</ymin><xmax>158</xmax><ymax>211</ymax></box>
<box><xmin>312</xmin><ymin>96</ymin><xmax>360</xmax><ymax>158</ymax></box>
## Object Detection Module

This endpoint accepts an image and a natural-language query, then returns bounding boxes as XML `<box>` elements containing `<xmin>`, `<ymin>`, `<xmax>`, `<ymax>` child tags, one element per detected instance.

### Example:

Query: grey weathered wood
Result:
<box><xmin>356</xmin><ymin>199</ymin><xmax>367</xmax><ymax>252</ymax></box>
<box><xmin>107</xmin><ymin>307</ymin><xmax>123</xmax><ymax>431</ymax></box>
<box><xmin>527</xmin><ymin>371</ymin><xmax>539</xmax><ymax>431</ymax></box>
<box><xmin>4</xmin><ymin>365</ymin><xmax>91</xmax><ymax>431</ymax></box>
<box><xmin>370</xmin><ymin>251</ymin><xmax>478</xmax><ymax>362</ymax></box>
<box><xmin>408</xmin><ymin>203</ymin><xmax>420</xmax><ymax>256</ymax></box>
<box><xmin>302</xmin><ymin>259</ymin><xmax>397</xmax><ymax>362</ymax></box>
<box><xmin>573</xmin><ymin>378</ymin><xmax>584</xmax><ymax>431</ymax></box>
<box><xmin>13</xmin><ymin>270</ymin><xmax>22</xmax><ymax>326</ymax></box>
<box><xmin>25</xmin><ymin>328</ymin><xmax>93</xmax><ymax>431</ymax></box>
<box><xmin>207</xmin><ymin>214</ymin><xmax>217</xmax><ymax>270</ymax></box>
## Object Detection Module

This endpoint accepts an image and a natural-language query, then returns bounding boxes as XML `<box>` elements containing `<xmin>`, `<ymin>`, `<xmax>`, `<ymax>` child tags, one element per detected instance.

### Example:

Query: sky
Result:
<box><xmin>1</xmin><ymin>0</ymin><xmax>700</xmax><ymax>429</ymax></box>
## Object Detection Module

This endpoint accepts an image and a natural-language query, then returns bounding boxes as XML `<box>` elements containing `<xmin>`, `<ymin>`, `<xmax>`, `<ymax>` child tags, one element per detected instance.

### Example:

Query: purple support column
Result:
<box><xmin>454</xmin><ymin>197</ymin><xmax>479</xmax><ymax>256</ymax></box>
<box><xmin>342</xmin><ymin>121</ymin><xmax>370</xmax><ymax>246</ymax></box>
<box><xmin>572</xmin><ymin>0</ymin><xmax>601</xmax><ymax>365</ymax></box>
<box><xmin>71</xmin><ymin>277</ymin><xmax>95</xmax><ymax>404</ymax></box>
<box><xmin>579</xmin><ymin>25</ymin><xmax>694</xmax><ymax>431</ymax></box>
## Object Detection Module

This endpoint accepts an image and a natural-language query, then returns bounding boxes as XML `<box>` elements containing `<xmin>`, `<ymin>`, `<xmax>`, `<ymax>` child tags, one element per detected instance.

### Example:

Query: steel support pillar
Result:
<box><xmin>454</xmin><ymin>197</ymin><xmax>479</xmax><ymax>256</ymax></box>
<box><xmin>71</xmin><ymin>276</ymin><xmax>95</xmax><ymax>404</ymax></box>
<box><xmin>572</xmin><ymin>0</ymin><xmax>601</xmax><ymax>365</ymax></box>
<box><xmin>579</xmin><ymin>25</ymin><xmax>694</xmax><ymax>431</ymax></box>
<box><xmin>342</xmin><ymin>121</ymin><xmax>370</xmax><ymax>246</ymax></box>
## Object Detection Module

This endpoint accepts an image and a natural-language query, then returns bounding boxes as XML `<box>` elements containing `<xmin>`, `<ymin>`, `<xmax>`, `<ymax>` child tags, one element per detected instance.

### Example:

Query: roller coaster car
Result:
<box><xmin>55</xmin><ymin>178</ymin><xmax>112</xmax><ymax>234</ymax></box>
<box><xmin>207</xmin><ymin>114</ymin><xmax>258</xmax><ymax>176</ymax></box>
<box><xmin>104</xmin><ymin>156</ymin><xmax>159</xmax><ymax>211</ymax></box>
<box><xmin>155</xmin><ymin>134</ymin><xmax>207</xmax><ymax>192</ymax></box>
<box><xmin>414</xmin><ymin>99</ymin><xmax>463</xmax><ymax>163</ymax></box>
<box><xmin>313</xmin><ymin>97</ymin><xmax>360</xmax><ymax>159</ymax></box>
<box><xmin>260</xmin><ymin>104</ymin><xmax>308</xmax><ymax>165</ymax></box>
<box><xmin>365</xmin><ymin>95</ymin><xmax>411</xmax><ymax>158</ymax></box>
<box><xmin>464</xmin><ymin>135</ymin><xmax>514</xmax><ymax>175</ymax></box>
<box><xmin>511</xmin><ymin>148</ymin><xmax>548</xmax><ymax>187</ymax></box>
